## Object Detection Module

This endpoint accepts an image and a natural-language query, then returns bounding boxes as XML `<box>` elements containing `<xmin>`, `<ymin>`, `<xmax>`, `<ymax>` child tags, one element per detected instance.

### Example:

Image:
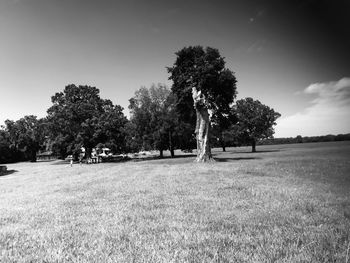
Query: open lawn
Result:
<box><xmin>1</xmin><ymin>141</ymin><xmax>350</xmax><ymax>262</ymax></box>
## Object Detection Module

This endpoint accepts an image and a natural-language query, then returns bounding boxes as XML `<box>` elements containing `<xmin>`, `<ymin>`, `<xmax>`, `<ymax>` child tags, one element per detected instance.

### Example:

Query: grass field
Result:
<box><xmin>1</xmin><ymin>141</ymin><xmax>350</xmax><ymax>262</ymax></box>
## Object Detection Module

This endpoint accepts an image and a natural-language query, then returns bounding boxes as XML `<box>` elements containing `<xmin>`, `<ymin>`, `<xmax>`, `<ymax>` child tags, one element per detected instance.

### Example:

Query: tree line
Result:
<box><xmin>259</xmin><ymin>134</ymin><xmax>350</xmax><ymax>145</ymax></box>
<box><xmin>1</xmin><ymin>46</ymin><xmax>282</xmax><ymax>164</ymax></box>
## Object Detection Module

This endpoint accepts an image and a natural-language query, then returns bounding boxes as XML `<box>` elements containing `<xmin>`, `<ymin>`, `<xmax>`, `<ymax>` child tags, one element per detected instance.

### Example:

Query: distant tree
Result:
<box><xmin>296</xmin><ymin>135</ymin><xmax>303</xmax><ymax>143</ymax></box>
<box><xmin>0</xmin><ymin>129</ymin><xmax>16</xmax><ymax>163</ymax></box>
<box><xmin>4</xmin><ymin>116</ymin><xmax>46</xmax><ymax>162</ymax></box>
<box><xmin>4</xmin><ymin>120</ymin><xmax>20</xmax><ymax>153</ymax></box>
<box><xmin>128</xmin><ymin>86</ymin><xmax>155</xmax><ymax>152</ymax></box>
<box><xmin>128</xmin><ymin>84</ymin><xmax>179</xmax><ymax>157</ymax></box>
<box><xmin>47</xmin><ymin>84</ymin><xmax>127</xmax><ymax>159</ymax></box>
<box><xmin>259</xmin><ymin>133</ymin><xmax>350</xmax><ymax>145</ymax></box>
<box><xmin>168</xmin><ymin>46</ymin><xmax>237</xmax><ymax>162</ymax></box>
<box><xmin>95</xmin><ymin>102</ymin><xmax>128</xmax><ymax>154</ymax></box>
<box><xmin>235</xmin><ymin>97</ymin><xmax>281</xmax><ymax>152</ymax></box>
<box><xmin>124</xmin><ymin>121</ymin><xmax>140</xmax><ymax>153</ymax></box>
<box><xmin>211</xmin><ymin>107</ymin><xmax>238</xmax><ymax>151</ymax></box>
<box><xmin>152</xmin><ymin>89</ymin><xmax>179</xmax><ymax>157</ymax></box>
<box><xmin>335</xmin><ymin>134</ymin><xmax>350</xmax><ymax>141</ymax></box>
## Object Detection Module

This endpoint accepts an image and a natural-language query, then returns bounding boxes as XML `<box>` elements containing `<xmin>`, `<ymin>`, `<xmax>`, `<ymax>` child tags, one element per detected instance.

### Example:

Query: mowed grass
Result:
<box><xmin>1</xmin><ymin>141</ymin><xmax>350</xmax><ymax>262</ymax></box>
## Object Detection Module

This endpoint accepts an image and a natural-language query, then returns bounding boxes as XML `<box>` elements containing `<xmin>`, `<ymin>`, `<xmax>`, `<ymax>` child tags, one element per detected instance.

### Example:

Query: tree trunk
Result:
<box><xmin>85</xmin><ymin>147</ymin><xmax>92</xmax><ymax>159</ymax></box>
<box><xmin>251</xmin><ymin>139</ymin><xmax>256</xmax><ymax>153</ymax></box>
<box><xmin>192</xmin><ymin>87</ymin><xmax>214</xmax><ymax>162</ymax></box>
<box><xmin>30</xmin><ymin>150</ymin><xmax>37</xmax><ymax>162</ymax></box>
<box><xmin>221</xmin><ymin>133</ymin><xmax>226</xmax><ymax>152</ymax></box>
<box><xmin>169</xmin><ymin>131</ymin><xmax>175</xmax><ymax>158</ymax></box>
<box><xmin>159</xmin><ymin>149</ymin><xmax>163</xmax><ymax>158</ymax></box>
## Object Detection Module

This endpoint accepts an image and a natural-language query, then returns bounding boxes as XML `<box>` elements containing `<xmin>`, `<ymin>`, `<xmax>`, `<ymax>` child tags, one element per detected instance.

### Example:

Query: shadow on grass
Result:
<box><xmin>50</xmin><ymin>155</ymin><xmax>197</xmax><ymax>165</ymax></box>
<box><xmin>215</xmin><ymin>157</ymin><xmax>261</xmax><ymax>162</ymax></box>
<box><xmin>51</xmin><ymin>158</ymin><xmax>131</xmax><ymax>165</ymax></box>
<box><xmin>50</xmin><ymin>160</ymin><xmax>70</xmax><ymax>165</ymax></box>
<box><xmin>225</xmin><ymin>149</ymin><xmax>281</xmax><ymax>154</ymax></box>
<box><xmin>0</xmin><ymin>170</ymin><xmax>18</xmax><ymax>177</ymax></box>
<box><xmin>148</xmin><ymin>154</ymin><xmax>196</xmax><ymax>160</ymax></box>
<box><xmin>137</xmin><ymin>154</ymin><xmax>197</xmax><ymax>165</ymax></box>
<box><xmin>144</xmin><ymin>154</ymin><xmax>261</xmax><ymax>164</ymax></box>
<box><xmin>50</xmin><ymin>152</ymin><xmax>262</xmax><ymax>165</ymax></box>
<box><xmin>36</xmin><ymin>159</ymin><xmax>59</xmax><ymax>163</ymax></box>
<box><xmin>255</xmin><ymin>149</ymin><xmax>281</xmax><ymax>153</ymax></box>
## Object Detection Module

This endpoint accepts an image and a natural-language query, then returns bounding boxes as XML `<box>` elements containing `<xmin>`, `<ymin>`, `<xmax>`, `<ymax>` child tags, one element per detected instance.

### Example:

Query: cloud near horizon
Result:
<box><xmin>275</xmin><ymin>77</ymin><xmax>350</xmax><ymax>137</ymax></box>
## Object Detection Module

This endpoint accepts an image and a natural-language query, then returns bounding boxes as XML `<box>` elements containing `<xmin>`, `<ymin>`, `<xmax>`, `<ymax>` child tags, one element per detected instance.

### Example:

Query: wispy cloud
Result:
<box><xmin>247</xmin><ymin>39</ymin><xmax>267</xmax><ymax>53</ymax></box>
<box><xmin>248</xmin><ymin>8</ymin><xmax>266</xmax><ymax>24</ymax></box>
<box><xmin>304</xmin><ymin>77</ymin><xmax>350</xmax><ymax>106</ymax></box>
<box><xmin>275</xmin><ymin>77</ymin><xmax>350</xmax><ymax>137</ymax></box>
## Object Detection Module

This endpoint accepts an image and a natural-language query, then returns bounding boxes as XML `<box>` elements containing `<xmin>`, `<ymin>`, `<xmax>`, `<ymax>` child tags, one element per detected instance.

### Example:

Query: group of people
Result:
<box><xmin>68</xmin><ymin>147</ymin><xmax>111</xmax><ymax>166</ymax></box>
<box><xmin>68</xmin><ymin>152</ymin><xmax>102</xmax><ymax>167</ymax></box>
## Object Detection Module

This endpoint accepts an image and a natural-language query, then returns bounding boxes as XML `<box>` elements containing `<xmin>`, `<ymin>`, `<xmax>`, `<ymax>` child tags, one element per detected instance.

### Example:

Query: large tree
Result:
<box><xmin>168</xmin><ymin>46</ymin><xmax>237</xmax><ymax>162</ymax></box>
<box><xmin>0</xmin><ymin>129</ymin><xmax>18</xmax><ymax>163</ymax></box>
<box><xmin>4</xmin><ymin>116</ymin><xmax>46</xmax><ymax>162</ymax></box>
<box><xmin>235</xmin><ymin>97</ymin><xmax>281</xmax><ymax>152</ymax></box>
<box><xmin>128</xmin><ymin>84</ymin><xmax>180</xmax><ymax>157</ymax></box>
<box><xmin>47</xmin><ymin>84</ymin><xmax>127</xmax><ymax>159</ymax></box>
<box><xmin>128</xmin><ymin>86</ymin><xmax>155</xmax><ymax>152</ymax></box>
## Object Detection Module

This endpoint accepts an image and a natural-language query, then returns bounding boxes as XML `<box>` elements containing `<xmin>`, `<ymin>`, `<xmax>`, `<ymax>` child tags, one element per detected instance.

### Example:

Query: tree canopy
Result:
<box><xmin>47</xmin><ymin>84</ymin><xmax>127</xmax><ymax>159</ymax></box>
<box><xmin>168</xmin><ymin>46</ymin><xmax>237</xmax><ymax>119</ymax></box>
<box><xmin>235</xmin><ymin>97</ymin><xmax>281</xmax><ymax>152</ymax></box>
<box><xmin>3</xmin><ymin>116</ymin><xmax>46</xmax><ymax>162</ymax></box>
<box><xmin>128</xmin><ymin>84</ymin><xmax>181</xmax><ymax>157</ymax></box>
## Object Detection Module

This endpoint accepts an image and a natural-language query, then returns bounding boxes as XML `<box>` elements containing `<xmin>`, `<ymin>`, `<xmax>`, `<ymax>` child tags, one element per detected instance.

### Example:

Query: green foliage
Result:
<box><xmin>0</xmin><ymin>130</ymin><xmax>17</xmax><ymax>163</ymax></box>
<box><xmin>167</xmin><ymin>46</ymin><xmax>237</xmax><ymax>150</ymax></box>
<box><xmin>128</xmin><ymin>84</ymin><xmax>182</xmax><ymax>156</ymax></box>
<box><xmin>168</xmin><ymin>46</ymin><xmax>237</xmax><ymax>118</ymax></box>
<box><xmin>123</xmin><ymin>121</ymin><xmax>139</xmax><ymax>153</ymax></box>
<box><xmin>261</xmin><ymin>133</ymin><xmax>350</xmax><ymax>145</ymax></box>
<box><xmin>235</xmin><ymin>97</ymin><xmax>281</xmax><ymax>151</ymax></box>
<box><xmin>3</xmin><ymin>116</ymin><xmax>46</xmax><ymax>162</ymax></box>
<box><xmin>47</xmin><ymin>84</ymin><xmax>127</xmax><ymax>158</ymax></box>
<box><xmin>128</xmin><ymin>85</ymin><xmax>158</xmax><ymax>151</ymax></box>
<box><xmin>211</xmin><ymin>106</ymin><xmax>238</xmax><ymax>150</ymax></box>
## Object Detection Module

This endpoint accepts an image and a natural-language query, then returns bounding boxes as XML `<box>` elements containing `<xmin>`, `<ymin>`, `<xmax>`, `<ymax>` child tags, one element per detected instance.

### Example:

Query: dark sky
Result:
<box><xmin>0</xmin><ymin>0</ymin><xmax>349</xmax><ymax>136</ymax></box>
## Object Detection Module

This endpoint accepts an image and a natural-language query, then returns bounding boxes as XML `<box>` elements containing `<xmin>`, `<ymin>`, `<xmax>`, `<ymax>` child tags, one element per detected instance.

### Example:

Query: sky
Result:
<box><xmin>0</xmin><ymin>0</ymin><xmax>349</xmax><ymax>138</ymax></box>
